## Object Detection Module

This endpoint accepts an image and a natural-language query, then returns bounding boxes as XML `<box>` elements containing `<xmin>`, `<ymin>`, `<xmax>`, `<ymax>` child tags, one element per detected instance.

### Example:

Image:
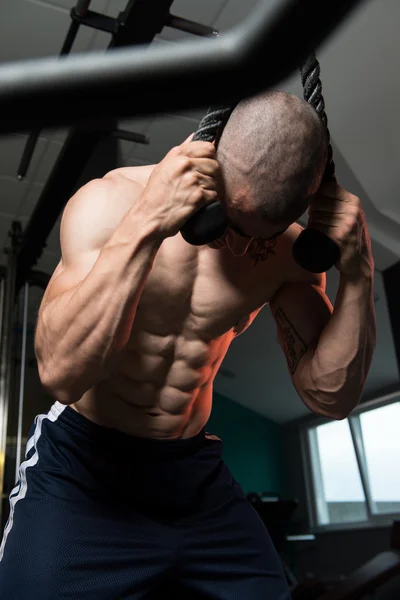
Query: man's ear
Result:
<box><xmin>305</xmin><ymin>192</ymin><xmax>318</xmax><ymax>214</ymax></box>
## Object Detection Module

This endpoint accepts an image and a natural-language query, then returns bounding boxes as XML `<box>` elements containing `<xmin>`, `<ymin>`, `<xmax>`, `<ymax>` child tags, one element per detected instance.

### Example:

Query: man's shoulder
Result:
<box><xmin>104</xmin><ymin>164</ymin><xmax>157</xmax><ymax>188</ymax></box>
<box><xmin>61</xmin><ymin>165</ymin><xmax>157</xmax><ymax>261</ymax></box>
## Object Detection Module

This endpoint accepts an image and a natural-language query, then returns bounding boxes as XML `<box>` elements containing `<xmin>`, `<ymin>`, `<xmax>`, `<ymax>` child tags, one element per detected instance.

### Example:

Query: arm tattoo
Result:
<box><xmin>275</xmin><ymin>308</ymin><xmax>307</xmax><ymax>375</ymax></box>
<box><xmin>249</xmin><ymin>237</ymin><xmax>277</xmax><ymax>267</ymax></box>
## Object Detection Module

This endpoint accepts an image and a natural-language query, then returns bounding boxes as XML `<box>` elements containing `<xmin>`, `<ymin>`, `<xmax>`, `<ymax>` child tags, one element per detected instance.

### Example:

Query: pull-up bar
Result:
<box><xmin>0</xmin><ymin>0</ymin><xmax>364</xmax><ymax>134</ymax></box>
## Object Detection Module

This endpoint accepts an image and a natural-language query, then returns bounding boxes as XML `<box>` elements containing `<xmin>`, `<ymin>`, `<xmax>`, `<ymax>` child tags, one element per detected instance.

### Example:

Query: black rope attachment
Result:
<box><xmin>292</xmin><ymin>52</ymin><xmax>341</xmax><ymax>273</ymax></box>
<box><xmin>182</xmin><ymin>55</ymin><xmax>341</xmax><ymax>272</ymax></box>
<box><xmin>180</xmin><ymin>106</ymin><xmax>234</xmax><ymax>245</ymax></box>
<box><xmin>192</xmin><ymin>106</ymin><xmax>234</xmax><ymax>143</ymax></box>
<box><xmin>300</xmin><ymin>53</ymin><xmax>335</xmax><ymax>182</ymax></box>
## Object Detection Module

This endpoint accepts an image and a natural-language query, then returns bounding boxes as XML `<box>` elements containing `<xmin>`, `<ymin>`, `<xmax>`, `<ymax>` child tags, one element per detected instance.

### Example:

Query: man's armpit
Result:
<box><xmin>275</xmin><ymin>308</ymin><xmax>307</xmax><ymax>374</ymax></box>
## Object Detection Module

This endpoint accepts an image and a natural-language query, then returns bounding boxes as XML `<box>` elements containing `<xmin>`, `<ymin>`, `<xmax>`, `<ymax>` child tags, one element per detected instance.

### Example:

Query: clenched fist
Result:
<box><xmin>307</xmin><ymin>181</ymin><xmax>374</xmax><ymax>279</ymax></box>
<box><xmin>139</xmin><ymin>135</ymin><xmax>222</xmax><ymax>239</ymax></box>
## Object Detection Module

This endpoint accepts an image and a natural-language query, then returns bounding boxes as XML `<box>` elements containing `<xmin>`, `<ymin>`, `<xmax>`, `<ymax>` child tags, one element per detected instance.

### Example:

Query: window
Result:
<box><xmin>360</xmin><ymin>403</ymin><xmax>400</xmax><ymax>515</ymax></box>
<box><xmin>309</xmin><ymin>420</ymin><xmax>367</xmax><ymax>526</ymax></box>
<box><xmin>302</xmin><ymin>394</ymin><xmax>400</xmax><ymax>529</ymax></box>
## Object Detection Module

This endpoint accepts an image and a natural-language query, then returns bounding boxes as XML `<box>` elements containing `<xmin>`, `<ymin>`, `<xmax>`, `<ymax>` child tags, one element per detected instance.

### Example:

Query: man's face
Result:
<box><xmin>208</xmin><ymin>219</ymin><xmax>288</xmax><ymax>257</ymax></box>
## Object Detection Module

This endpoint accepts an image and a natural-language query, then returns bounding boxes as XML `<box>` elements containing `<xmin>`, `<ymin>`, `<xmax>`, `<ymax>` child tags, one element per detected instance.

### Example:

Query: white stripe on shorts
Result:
<box><xmin>0</xmin><ymin>402</ymin><xmax>66</xmax><ymax>561</ymax></box>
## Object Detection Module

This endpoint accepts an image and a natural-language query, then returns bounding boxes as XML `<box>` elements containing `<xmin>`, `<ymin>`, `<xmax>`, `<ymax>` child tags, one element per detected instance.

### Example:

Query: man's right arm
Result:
<box><xmin>35</xmin><ymin>176</ymin><xmax>161</xmax><ymax>405</ymax></box>
<box><xmin>35</xmin><ymin>138</ymin><xmax>219</xmax><ymax>405</ymax></box>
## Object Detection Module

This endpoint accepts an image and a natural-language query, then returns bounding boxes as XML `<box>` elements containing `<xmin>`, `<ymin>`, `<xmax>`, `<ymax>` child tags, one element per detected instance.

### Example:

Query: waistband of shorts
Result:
<box><xmin>51</xmin><ymin>402</ymin><xmax>211</xmax><ymax>457</ymax></box>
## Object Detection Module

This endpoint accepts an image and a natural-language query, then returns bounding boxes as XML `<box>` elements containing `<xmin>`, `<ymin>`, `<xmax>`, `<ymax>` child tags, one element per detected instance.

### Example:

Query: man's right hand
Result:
<box><xmin>137</xmin><ymin>137</ymin><xmax>222</xmax><ymax>239</ymax></box>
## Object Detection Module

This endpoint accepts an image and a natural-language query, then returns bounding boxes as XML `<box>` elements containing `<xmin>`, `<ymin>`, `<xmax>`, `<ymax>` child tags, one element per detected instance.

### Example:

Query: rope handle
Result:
<box><xmin>180</xmin><ymin>107</ymin><xmax>233</xmax><ymax>245</ymax></box>
<box><xmin>181</xmin><ymin>53</ymin><xmax>341</xmax><ymax>274</ymax></box>
<box><xmin>292</xmin><ymin>52</ymin><xmax>340</xmax><ymax>272</ymax></box>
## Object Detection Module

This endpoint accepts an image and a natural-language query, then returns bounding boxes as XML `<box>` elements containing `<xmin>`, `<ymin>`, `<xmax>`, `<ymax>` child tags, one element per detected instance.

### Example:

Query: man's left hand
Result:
<box><xmin>307</xmin><ymin>181</ymin><xmax>374</xmax><ymax>279</ymax></box>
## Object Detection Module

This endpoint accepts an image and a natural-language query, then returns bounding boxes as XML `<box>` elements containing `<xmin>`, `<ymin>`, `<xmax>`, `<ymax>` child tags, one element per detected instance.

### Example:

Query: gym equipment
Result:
<box><xmin>290</xmin><ymin>521</ymin><xmax>400</xmax><ymax>600</ymax></box>
<box><xmin>181</xmin><ymin>106</ymin><xmax>234</xmax><ymax>246</ymax></box>
<box><xmin>0</xmin><ymin>0</ymin><xmax>365</xmax><ymax>294</ymax></box>
<box><xmin>181</xmin><ymin>55</ymin><xmax>341</xmax><ymax>274</ymax></box>
<box><xmin>0</xmin><ymin>223</ymin><xmax>49</xmax><ymax>529</ymax></box>
<box><xmin>318</xmin><ymin>521</ymin><xmax>400</xmax><ymax>599</ymax></box>
<box><xmin>0</xmin><ymin>0</ymin><xmax>368</xmax><ymax>524</ymax></box>
<box><xmin>0</xmin><ymin>0</ymin><xmax>365</xmax><ymax>134</ymax></box>
<box><xmin>291</xmin><ymin>53</ymin><xmax>340</xmax><ymax>273</ymax></box>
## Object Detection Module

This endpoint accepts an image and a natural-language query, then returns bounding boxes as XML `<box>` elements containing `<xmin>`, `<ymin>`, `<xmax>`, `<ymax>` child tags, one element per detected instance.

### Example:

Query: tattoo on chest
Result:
<box><xmin>274</xmin><ymin>308</ymin><xmax>307</xmax><ymax>374</ymax></box>
<box><xmin>248</xmin><ymin>237</ymin><xmax>277</xmax><ymax>267</ymax></box>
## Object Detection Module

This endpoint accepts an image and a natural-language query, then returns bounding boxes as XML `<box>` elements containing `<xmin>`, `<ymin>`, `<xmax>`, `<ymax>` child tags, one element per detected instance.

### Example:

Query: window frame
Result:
<box><xmin>300</xmin><ymin>390</ymin><xmax>400</xmax><ymax>532</ymax></box>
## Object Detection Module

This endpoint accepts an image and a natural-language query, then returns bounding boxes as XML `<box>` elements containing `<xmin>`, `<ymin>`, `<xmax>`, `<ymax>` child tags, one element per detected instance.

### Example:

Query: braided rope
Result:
<box><xmin>195</xmin><ymin>54</ymin><xmax>333</xmax><ymax>180</ymax></box>
<box><xmin>193</xmin><ymin>105</ymin><xmax>235</xmax><ymax>144</ymax></box>
<box><xmin>300</xmin><ymin>53</ymin><xmax>335</xmax><ymax>181</ymax></box>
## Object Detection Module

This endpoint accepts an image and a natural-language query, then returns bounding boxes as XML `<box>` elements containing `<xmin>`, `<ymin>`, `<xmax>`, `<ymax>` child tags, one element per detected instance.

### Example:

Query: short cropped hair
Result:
<box><xmin>217</xmin><ymin>90</ymin><xmax>328</xmax><ymax>225</ymax></box>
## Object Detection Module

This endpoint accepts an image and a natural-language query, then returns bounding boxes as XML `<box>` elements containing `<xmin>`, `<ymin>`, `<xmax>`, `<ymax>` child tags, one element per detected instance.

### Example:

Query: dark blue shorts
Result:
<box><xmin>0</xmin><ymin>402</ymin><xmax>290</xmax><ymax>599</ymax></box>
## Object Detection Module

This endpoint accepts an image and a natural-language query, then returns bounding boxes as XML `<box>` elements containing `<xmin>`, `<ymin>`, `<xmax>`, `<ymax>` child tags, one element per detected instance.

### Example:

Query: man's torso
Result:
<box><xmin>72</xmin><ymin>166</ymin><xmax>313</xmax><ymax>438</ymax></box>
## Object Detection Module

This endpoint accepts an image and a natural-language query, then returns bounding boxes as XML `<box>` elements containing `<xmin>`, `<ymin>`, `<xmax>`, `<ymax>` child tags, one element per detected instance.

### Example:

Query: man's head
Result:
<box><xmin>215</xmin><ymin>90</ymin><xmax>328</xmax><ymax>252</ymax></box>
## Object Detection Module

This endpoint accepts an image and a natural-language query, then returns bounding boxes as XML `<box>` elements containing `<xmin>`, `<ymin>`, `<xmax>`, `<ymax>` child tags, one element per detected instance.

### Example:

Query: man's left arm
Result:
<box><xmin>270</xmin><ymin>182</ymin><xmax>376</xmax><ymax>420</ymax></box>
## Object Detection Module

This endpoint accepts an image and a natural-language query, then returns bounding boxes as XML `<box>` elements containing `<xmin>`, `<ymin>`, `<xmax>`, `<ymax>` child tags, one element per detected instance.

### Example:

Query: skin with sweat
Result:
<box><xmin>35</xmin><ymin>141</ymin><xmax>375</xmax><ymax>440</ymax></box>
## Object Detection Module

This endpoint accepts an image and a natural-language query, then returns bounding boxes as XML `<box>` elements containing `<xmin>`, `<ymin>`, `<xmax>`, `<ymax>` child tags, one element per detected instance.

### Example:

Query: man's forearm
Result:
<box><xmin>301</xmin><ymin>272</ymin><xmax>376</xmax><ymax>418</ymax></box>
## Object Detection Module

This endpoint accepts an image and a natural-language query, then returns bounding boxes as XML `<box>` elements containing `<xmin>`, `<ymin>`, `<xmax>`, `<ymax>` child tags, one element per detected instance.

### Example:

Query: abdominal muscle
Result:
<box><xmin>72</xmin><ymin>310</ymin><xmax>236</xmax><ymax>440</ymax></box>
<box><xmin>71</xmin><ymin>224</ymin><xmax>271</xmax><ymax>440</ymax></box>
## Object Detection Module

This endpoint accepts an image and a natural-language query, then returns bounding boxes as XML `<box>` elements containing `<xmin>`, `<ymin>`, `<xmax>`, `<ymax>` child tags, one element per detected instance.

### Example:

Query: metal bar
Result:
<box><xmin>14</xmin><ymin>282</ymin><xmax>29</xmax><ymax>483</ymax></box>
<box><xmin>0</xmin><ymin>224</ymin><xmax>20</xmax><ymax>525</ymax></box>
<box><xmin>61</xmin><ymin>19</ymin><xmax>81</xmax><ymax>55</ymax></box>
<box><xmin>75</xmin><ymin>0</ymin><xmax>92</xmax><ymax>17</ymax></box>
<box><xmin>286</xmin><ymin>534</ymin><xmax>316</xmax><ymax>541</ymax></box>
<box><xmin>15</xmin><ymin>127</ymin><xmax>106</xmax><ymax>292</ymax></box>
<box><xmin>110</xmin><ymin>0</ymin><xmax>173</xmax><ymax>48</ymax></box>
<box><xmin>17</xmin><ymin>18</ymin><xmax>81</xmax><ymax>181</ymax></box>
<box><xmin>307</xmin><ymin>427</ymin><xmax>330</xmax><ymax>526</ymax></box>
<box><xmin>299</xmin><ymin>425</ymin><xmax>319</xmax><ymax>530</ymax></box>
<box><xmin>167</xmin><ymin>14</ymin><xmax>218</xmax><ymax>37</ymax></box>
<box><xmin>348</xmin><ymin>416</ymin><xmax>377</xmax><ymax>518</ymax></box>
<box><xmin>0</xmin><ymin>277</ymin><xmax>5</xmax><ymax>518</ymax></box>
<box><xmin>15</xmin><ymin>0</ymin><xmax>172</xmax><ymax>290</ymax></box>
<box><xmin>0</xmin><ymin>0</ymin><xmax>365</xmax><ymax>134</ymax></box>
<box><xmin>71</xmin><ymin>10</ymin><xmax>116</xmax><ymax>35</ymax></box>
<box><xmin>383</xmin><ymin>262</ymin><xmax>400</xmax><ymax>377</ymax></box>
<box><xmin>17</xmin><ymin>129</ymin><xmax>41</xmax><ymax>180</ymax></box>
<box><xmin>110</xmin><ymin>129</ymin><xmax>149</xmax><ymax>144</ymax></box>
